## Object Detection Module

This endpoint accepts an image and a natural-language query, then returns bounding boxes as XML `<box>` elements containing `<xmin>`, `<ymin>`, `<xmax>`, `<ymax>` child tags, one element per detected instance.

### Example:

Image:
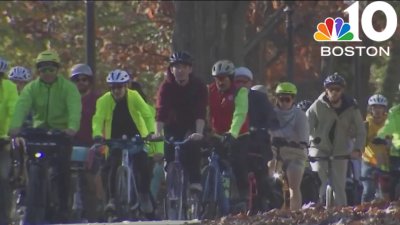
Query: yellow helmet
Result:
<box><xmin>36</xmin><ymin>50</ymin><xmax>60</xmax><ymax>66</ymax></box>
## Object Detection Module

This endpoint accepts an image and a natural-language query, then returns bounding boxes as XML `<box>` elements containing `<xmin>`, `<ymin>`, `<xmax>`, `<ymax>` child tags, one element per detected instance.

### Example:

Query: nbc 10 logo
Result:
<box><xmin>314</xmin><ymin>1</ymin><xmax>397</xmax><ymax>57</ymax></box>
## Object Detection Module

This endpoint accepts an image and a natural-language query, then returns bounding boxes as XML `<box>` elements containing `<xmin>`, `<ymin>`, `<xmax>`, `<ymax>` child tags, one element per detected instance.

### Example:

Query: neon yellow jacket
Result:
<box><xmin>0</xmin><ymin>79</ymin><xmax>18</xmax><ymax>138</ymax></box>
<box><xmin>378</xmin><ymin>105</ymin><xmax>400</xmax><ymax>156</ymax></box>
<box><xmin>10</xmin><ymin>76</ymin><xmax>81</xmax><ymax>131</ymax></box>
<box><xmin>92</xmin><ymin>90</ymin><xmax>153</xmax><ymax>139</ymax></box>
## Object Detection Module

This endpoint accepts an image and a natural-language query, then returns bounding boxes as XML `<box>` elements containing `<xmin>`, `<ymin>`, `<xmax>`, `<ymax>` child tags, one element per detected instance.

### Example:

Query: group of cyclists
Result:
<box><xmin>0</xmin><ymin>49</ymin><xmax>400</xmax><ymax>224</ymax></box>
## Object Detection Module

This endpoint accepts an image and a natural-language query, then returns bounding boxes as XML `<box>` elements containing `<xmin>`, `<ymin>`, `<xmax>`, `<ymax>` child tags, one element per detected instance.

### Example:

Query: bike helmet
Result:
<box><xmin>212</xmin><ymin>60</ymin><xmax>235</xmax><ymax>76</ymax></box>
<box><xmin>8</xmin><ymin>66</ymin><xmax>32</xmax><ymax>81</ymax></box>
<box><xmin>368</xmin><ymin>94</ymin><xmax>388</xmax><ymax>107</ymax></box>
<box><xmin>169</xmin><ymin>51</ymin><xmax>193</xmax><ymax>66</ymax></box>
<box><xmin>275</xmin><ymin>82</ymin><xmax>297</xmax><ymax>95</ymax></box>
<box><xmin>297</xmin><ymin>100</ymin><xmax>313</xmax><ymax>112</ymax></box>
<box><xmin>251</xmin><ymin>85</ymin><xmax>267</xmax><ymax>94</ymax></box>
<box><xmin>0</xmin><ymin>57</ymin><xmax>8</xmax><ymax>73</ymax></box>
<box><xmin>70</xmin><ymin>64</ymin><xmax>93</xmax><ymax>79</ymax></box>
<box><xmin>35</xmin><ymin>49</ymin><xmax>60</xmax><ymax>67</ymax></box>
<box><xmin>106</xmin><ymin>69</ymin><xmax>130</xmax><ymax>84</ymax></box>
<box><xmin>234</xmin><ymin>67</ymin><xmax>253</xmax><ymax>80</ymax></box>
<box><xmin>323</xmin><ymin>72</ymin><xmax>346</xmax><ymax>87</ymax></box>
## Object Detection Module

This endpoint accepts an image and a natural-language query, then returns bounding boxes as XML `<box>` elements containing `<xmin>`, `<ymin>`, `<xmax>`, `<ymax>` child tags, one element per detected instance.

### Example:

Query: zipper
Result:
<box><xmin>45</xmin><ymin>85</ymin><xmax>51</xmax><ymax>127</ymax></box>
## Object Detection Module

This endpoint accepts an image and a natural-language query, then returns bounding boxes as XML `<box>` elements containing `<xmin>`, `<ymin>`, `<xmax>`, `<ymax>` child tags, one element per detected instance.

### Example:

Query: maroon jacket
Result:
<box><xmin>156</xmin><ymin>70</ymin><xmax>207</xmax><ymax>136</ymax></box>
<box><xmin>74</xmin><ymin>90</ymin><xmax>100</xmax><ymax>146</ymax></box>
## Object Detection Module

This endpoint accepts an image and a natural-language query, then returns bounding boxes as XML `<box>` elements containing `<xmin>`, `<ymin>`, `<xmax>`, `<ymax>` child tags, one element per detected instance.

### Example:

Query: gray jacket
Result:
<box><xmin>306</xmin><ymin>93</ymin><xmax>366</xmax><ymax>156</ymax></box>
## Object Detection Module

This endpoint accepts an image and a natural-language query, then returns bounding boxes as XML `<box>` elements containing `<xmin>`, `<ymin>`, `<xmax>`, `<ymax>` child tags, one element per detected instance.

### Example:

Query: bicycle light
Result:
<box><xmin>34</xmin><ymin>152</ymin><xmax>43</xmax><ymax>158</ymax></box>
<box><xmin>273</xmin><ymin>172</ymin><xmax>281</xmax><ymax>179</ymax></box>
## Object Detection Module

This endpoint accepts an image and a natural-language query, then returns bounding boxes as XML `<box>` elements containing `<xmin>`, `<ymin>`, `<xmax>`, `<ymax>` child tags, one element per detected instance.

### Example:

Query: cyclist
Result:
<box><xmin>0</xmin><ymin>57</ymin><xmax>18</xmax><ymax>225</ymax></box>
<box><xmin>377</xmin><ymin>85</ymin><xmax>400</xmax><ymax>200</ymax></box>
<box><xmin>268</xmin><ymin>82</ymin><xmax>309</xmax><ymax>211</ymax></box>
<box><xmin>361</xmin><ymin>94</ymin><xmax>390</xmax><ymax>202</ymax></box>
<box><xmin>69</xmin><ymin>63</ymin><xmax>102</xmax><ymax>221</ymax></box>
<box><xmin>154</xmin><ymin>51</ymin><xmax>208</xmax><ymax>192</ymax></box>
<box><xmin>234</xmin><ymin>67</ymin><xmax>277</xmax><ymax>212</ymax></box>
<box><xmin>8</xmin><ymin>66</ymin><xmax>32</xmax><ymax>94</ymax></box>
<box><xmin>208</xmin><ymin>60</ymin><xmax>249</xmax><ymax>206</ymax></box>
<box><xmin>92</xmin><ymin>69</ymin><xmax>154</xmax><ymax>214</ymax></box>
<box><xmin>9</xmin><ymin>49</ymin><xmax>82</xmax><ymax>223</ymax></box>
<box><xmin>306</xmin><ymin>73</ymin><xmax>366</xmax><ymax>206</ymax></box>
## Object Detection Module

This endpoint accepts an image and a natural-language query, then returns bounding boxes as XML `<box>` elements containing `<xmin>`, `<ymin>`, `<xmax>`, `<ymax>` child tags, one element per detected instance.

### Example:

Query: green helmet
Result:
<box><xmin>36</xmin><ymin>50</ymin><xmax>60</xmax><ymax>66</ymax></box>
<box><xmin>275</xmin><ymin>82</ymin><xmax>297</xmax><ymax>95</ymax></box>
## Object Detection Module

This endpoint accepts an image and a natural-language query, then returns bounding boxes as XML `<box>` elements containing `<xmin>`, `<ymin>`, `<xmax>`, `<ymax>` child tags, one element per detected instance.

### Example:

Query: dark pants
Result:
<box><xmin>101</xmin><ymin>150</ymin><xmax>150</xmax><ymax>201</ymax></box>
<box><xmin>164</xmin><ymin>136</ymin><xmax>202</xmax><ymax>184</ymax></box>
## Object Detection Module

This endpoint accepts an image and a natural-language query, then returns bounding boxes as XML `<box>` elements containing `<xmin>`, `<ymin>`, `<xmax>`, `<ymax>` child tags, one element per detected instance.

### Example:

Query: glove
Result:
<box><xmin>221</xmin><ymin>133</ymin><xmax>235</xmax><ymax>149</ymax></box>
<box><xmin>93</xmin><ymin>136</ymin><xmax>104</xmax><ymax>144</ymax></box>
<box><xmin>372</xmin><ymin>137</ymin><xmax>387</xmax><ymax>145</ymax></box>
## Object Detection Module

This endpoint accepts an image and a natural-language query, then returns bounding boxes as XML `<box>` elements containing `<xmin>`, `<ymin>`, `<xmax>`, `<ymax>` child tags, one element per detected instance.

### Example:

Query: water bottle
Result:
<box><xmin>222</xmin><ymin>171</ymin><xmax>231</xmax><ymax>198</ymax></box>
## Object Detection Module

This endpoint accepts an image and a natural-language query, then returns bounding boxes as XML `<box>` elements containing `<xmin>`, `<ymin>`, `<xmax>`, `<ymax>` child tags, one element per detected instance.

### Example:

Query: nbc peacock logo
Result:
<box><xmin>314</xmin><ymin>17</ymin><xmax>354</xmax><ymax>42</ymax></box>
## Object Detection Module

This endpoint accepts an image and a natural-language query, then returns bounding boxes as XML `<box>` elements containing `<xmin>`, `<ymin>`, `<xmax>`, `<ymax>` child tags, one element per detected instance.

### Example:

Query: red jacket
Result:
<box><xmin>208</xmin><ymin>82</ymin><xmax>249</xmax><ymax>136</ymax></box>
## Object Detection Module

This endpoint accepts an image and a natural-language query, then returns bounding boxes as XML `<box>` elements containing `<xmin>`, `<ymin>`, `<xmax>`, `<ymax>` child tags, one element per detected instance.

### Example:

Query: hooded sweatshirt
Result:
<box><xmin>270</xmin><ymin>105</ymin><xmax>309</xmax><ymax>144</ymax></box>
<box><xmin>306</xmin><ymin>93</ymin><xmax>366</xmax><ymax>156</ymax></box>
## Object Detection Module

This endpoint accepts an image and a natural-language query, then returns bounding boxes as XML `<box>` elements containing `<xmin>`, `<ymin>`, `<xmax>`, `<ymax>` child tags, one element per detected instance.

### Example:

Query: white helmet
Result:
<box><xmin>212</xmin><ymin>60</ymin><xmax>235</xmax><ymax>76</ymax></box>
<box><xmin>0</xmin><ymin>57</ymin><xmax>8</xmax><ymax>73</ymax></box>
<box><xmin>106</xmin><ymin>69</ymin><xmax>130</xmax><ymax>83</ymax></box>
<box><xmin>368</xmin><ymin>94</ymin><xmax>388</xmax><ymax>107</ymax></box>
<box><xmin>234</xmin><ymin>67</ymin><xmax>253</xmax><ymax>80</ymax></box>
<box><xmin>70</xmin><ymin>64</ymin><xmax>93</xmax><ymax>79</ymax></box>
<box><xmin>8</xmin><ymin>66</ymin><xmax>32</xmax><ymax>81</ymax></box>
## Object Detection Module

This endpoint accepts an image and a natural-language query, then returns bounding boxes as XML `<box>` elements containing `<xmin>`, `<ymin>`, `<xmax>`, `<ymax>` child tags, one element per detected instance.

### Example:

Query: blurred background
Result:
<box><xmin>1</xmin><ymin>0</ymin><xmax>400</xmax><ymax>115</ymax></box>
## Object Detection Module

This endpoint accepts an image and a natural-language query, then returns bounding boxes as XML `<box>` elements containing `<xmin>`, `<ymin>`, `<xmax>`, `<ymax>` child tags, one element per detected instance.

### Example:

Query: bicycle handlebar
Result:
<box><xmin>164</xmin><ymin>136</ymin><xmax>191</xmax><ymax>146</ymax></box>
<box><xmin>308</xmin><ymin>154</ymin><xmax>351</xmax><ymax>163</ymax></box>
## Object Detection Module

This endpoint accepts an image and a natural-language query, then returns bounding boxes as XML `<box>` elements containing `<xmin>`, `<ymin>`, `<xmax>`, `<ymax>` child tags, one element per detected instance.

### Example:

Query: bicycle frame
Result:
<box><xmin>201</xmin><ymin>148</ymin><xmax>230</xmax><ymax>218</ymax></box>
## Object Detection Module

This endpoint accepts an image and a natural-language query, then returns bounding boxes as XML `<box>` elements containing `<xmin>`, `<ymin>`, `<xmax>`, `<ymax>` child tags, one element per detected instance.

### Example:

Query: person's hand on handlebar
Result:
<box><xmin>93</xmin><ymin>136</ymin><xmax>104</xmax><ymax>145</ymax></box>
<box><xmin>63</xmin><ymin>128</ymin><xmax>77</xmax><ymax>137</ymax></box>
<box><xmin>8</xmin><ymin>128</ymin><xmax>21</xmax><ymax>138</ymax></box>
<box><xmin>12</xmin><ymin>137</ymin><xmax>26</xmax><ymax>149</ymax></box>
<box><xmin>189</xmin><ymin>133</ymin><xmax>204</xmax><ymax>141</ymax></box>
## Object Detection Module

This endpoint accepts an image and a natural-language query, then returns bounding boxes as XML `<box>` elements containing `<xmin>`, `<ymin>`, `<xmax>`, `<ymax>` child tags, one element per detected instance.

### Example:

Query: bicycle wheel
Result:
<box><xmin>24</xmin><ymin>163</ymin><xmax>47</xmax><ymax>224</ymax></box>
<box><xmin>165</xmin><ymin>163</ymin><xmax>183</xmax><ymax>220</ymax></box>
<box><xmin>200</xmin><ymin>166</ymin><xmax>219</xmax><ymax>220</ymax></box>
<box><xmin>185</xmin><ymin>184</ymin><xmax>201</xmax><ymax>220</ymax></box>
<box><xmin>115</xmin><ymin>166</ymin><xmax>138</xmax><ymax>220</ymax></box>
<box><xmin>326</xmin><ymin>184</ymin><xmax>334</xmax><ymax>208</ymax></box>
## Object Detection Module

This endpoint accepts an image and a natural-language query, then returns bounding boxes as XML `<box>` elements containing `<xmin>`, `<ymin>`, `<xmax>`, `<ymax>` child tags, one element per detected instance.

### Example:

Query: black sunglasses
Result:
<box><xmin>278</xmin><ymin>96</ymin><xmax>292</xmax><ymax>103</ymax></box>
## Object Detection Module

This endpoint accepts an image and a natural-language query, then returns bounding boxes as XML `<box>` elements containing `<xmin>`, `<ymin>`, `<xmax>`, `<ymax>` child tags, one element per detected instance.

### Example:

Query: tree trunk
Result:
<box><xmin>171</xmin><ymin>1</ymin><xmax>249</xmax><ymax>83</ymax></box>
<box><xmin>382</xmin><ymin>41</ymin><xmax>400</xmax><ymax>106</ymax></box>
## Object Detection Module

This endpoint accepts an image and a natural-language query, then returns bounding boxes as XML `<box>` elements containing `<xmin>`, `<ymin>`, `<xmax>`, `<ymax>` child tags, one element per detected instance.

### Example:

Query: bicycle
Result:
<box><xmin>93</xmin><ymin>134</ymin><xmax>152</xmax><ymax>222</ymax></box>
<box><xmin>9</xmin><ymin>137</ymin><xmax>26</xmax><ymax>225</ymax></box>
<box><xmin>308</xmin><ymin>154</ymin><xmax>351</xmax><ymax>208</ymax></box>
<box><xmin>69</xmin><ymin>146</ymin><xmax>91</xmax><ymax>222</ymax></box>
<box><xmin>163</xmin><ymin>136</ymin><xmax>201</xmax><ymax>220</ymax></box>
<box><xmin>200</xmin><ymin>137</ymin><xmax>234</xmax><ymax>220</ymax></box>
<box><xmin>17</xmin><ymin>128</ymin><xmax>71</xmax><ymax>224</ymax></box>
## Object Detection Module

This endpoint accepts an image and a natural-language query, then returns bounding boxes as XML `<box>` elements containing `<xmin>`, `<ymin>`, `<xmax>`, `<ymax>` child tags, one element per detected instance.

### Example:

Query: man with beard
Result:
<box><xmin>306</xmin><ymin>73</ymin><xmax>366</xmax><ymax>206</ymax></box>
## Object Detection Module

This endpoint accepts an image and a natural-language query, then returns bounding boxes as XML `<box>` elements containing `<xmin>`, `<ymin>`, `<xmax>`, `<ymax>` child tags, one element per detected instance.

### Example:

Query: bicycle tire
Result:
<box><xmin>115</xmin><ymin>166</ymin><xmax>138</xmax><ymax>220</ymax></box>
<box><xmin>326</xmin><ymin>184</ymin><xmax>334</xmax><ymax>208</ymax></box>
<box><xmin>24</xmin><ymin>163</ymin><xmax>47</xmax><ymax>224</ymax></box>
<box><xmin>200</xmin><ymin>166</ymin><xmax>219</xmax><ymax>220</ymax></box>
<box><xmin>165</xmin><ymin>163</ymin><xmax>183</xmax><ymax>220</ymax></box>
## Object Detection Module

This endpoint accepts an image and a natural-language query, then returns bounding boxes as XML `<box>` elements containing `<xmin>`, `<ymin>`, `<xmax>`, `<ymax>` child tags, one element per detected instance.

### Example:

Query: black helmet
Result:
<box><xmin>169</xmin><ymin>51</ymin><xmax>193</xmax><ymax>66</ymax></box>
<box><xmin>296</xmin><ymin>100</ymin><xmax>313</xmax><ymax>112</ymax></box>
<box><xmin>323</xmin><ymin>72</ymin><xmax>346</xmax><ymax>87</ymax></box>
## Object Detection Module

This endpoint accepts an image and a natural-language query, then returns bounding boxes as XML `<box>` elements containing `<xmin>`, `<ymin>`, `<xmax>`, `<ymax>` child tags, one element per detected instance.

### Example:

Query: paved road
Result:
<box><xmin>66</xmin><ymin>220</ymin><xmax>201</xmax><ymax>225</ymax></box>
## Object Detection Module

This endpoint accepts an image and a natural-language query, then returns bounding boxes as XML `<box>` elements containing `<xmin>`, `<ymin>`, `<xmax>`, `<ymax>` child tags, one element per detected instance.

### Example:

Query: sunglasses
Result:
<box><xmin>326</xmin><ymin>86</ymin><xmax>343</xmax><ymax>92</ymax></box>
<box><xmin>72</xmin><ymin>76</ymin><xmax>89</xmax><ymax>83</ymax></box>
<box><xmin>278</xmin><ymin>96</ymin><xmax>292</xmax><ymax>103</ymax></box>
<box><xmin>38</xmin><ymin>66</ymin><xmax>57</xmax><ymax>73</ymax></box>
